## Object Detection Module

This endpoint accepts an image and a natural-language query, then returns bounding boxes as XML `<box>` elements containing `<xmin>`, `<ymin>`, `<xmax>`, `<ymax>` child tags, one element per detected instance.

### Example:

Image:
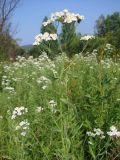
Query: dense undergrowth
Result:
<box><xmin>0</xmin><ymin>53</ymin><xmax>120</xmax><ymax>160</ymax></box>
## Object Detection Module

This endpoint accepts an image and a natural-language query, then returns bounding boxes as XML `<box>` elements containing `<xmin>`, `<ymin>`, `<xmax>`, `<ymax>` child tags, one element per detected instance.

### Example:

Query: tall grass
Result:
<box><xmin>0</xmin><ymin>53</ymin><xmax>120</xmax><ymax>160</ymax></box>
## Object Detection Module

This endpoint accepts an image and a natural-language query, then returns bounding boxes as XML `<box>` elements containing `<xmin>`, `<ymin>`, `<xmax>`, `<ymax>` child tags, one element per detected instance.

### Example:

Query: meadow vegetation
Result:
<box><xmin>0</xmin><ymin>8</ymin><xmax>120</xmax><ymax>160</ymax></box>
<box><xmin>0</xmin><ymin>52</ymin><xmax>120</xmax><ymax>159</ymax></box>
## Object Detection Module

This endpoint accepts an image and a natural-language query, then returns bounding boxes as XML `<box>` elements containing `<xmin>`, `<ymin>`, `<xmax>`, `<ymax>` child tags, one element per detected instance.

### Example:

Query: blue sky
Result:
<box><xmin>12</xmin><ymin>0</ymin><xmax>120</xmax><ymax>45</ymax></box>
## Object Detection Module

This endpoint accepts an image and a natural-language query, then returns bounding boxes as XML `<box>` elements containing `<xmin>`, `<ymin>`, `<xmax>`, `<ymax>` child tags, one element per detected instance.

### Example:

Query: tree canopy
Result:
<box><xmin>95</xmin><ymin>12</ymin><xmax>120</xmax><ymax>48</ymax></box>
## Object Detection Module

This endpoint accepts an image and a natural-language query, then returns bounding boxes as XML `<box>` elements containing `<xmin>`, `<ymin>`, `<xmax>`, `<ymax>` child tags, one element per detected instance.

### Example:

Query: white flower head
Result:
<box><xmin>87</xmin><ymin>128</ymin><xmax>104</xmax><ymax>138</ymax></box>
<box><xmin>86</xmin><ymin>131</ymin><xmax>96</xmax><ymax>137</ymax></box>
<box><xmin>42</xmin><ymin>9</ymin><xmax>85</xmax><ymax>27</ymax></box>
<box><xmin>50</xmin><ymin>34</ymin><xmax>58</xmax><ymax>40</ymax></box>
<box><xmin>36</xmin><ymin>106</ymin><xmax>44</xmax><ymax>112</ymax></box>
<box><xmin>49</xmin><ymin>100</ymin><xmax>57</xmax><ymax>107</ymax></box>
<box><xmin>21</xmin><ymin>131</ymin><xmax>27</xmax><ymax>136</ymax></box>
<box><xmin>49</xmin><ymin>100</ymin><xmax>57</xmax><ymax>113</ymax></box>
<box><xmin>93</xmin><ymin>128</ymin><xmax>104</xmax><ymax>136</ymax></box>
<box><xmin>43</xmin><ymin>21</ymin><xmax>51</xmax><ymax>26</ymax></box>
<box><xmin>81</xmin><ymin>35</ymin><xmax>95</xmax><ymax>41</ymax></box>
<box><xmin>42</xmin><ymin>85</ymin><xmax>47</xmax><ymax>90</ymax></box>
<box><xmin>33</xmin><ymin>32</ymin><xmax>58</xmax><ymax>45</ymax></box>
<box><xmin>15</xmin><ymin>125</ymin><xmax>21</xmax><ymax>130</ymax></box>
<box><xmin>11</xmin><ymin>107</ymin><xmax>28</xmax><ymax>119</ymax></box>
<box><xmin>107</xmin><ymin>125</ymin><xmax>120</xmax><ymax>137</ymax></box>
<box><xmin>15</xmin><ymin>119</ymin><xmax>30</xmax><ymax>136</ymax></box>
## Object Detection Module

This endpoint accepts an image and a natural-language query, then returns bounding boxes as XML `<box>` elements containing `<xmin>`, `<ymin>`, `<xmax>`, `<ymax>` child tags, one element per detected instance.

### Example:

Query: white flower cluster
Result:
<box><xmin>37</xmin><ymin>76</ymin><xmax>51</xmax><ymax>90</ymax></box>
<box><xmin>43</xmin><ymin>9</ymin><xmax>84</xmax><ymax>26</ymax></box>
<box><xmin>49</xmin><ymin>100</ymin><xmax>57</xmax><ymax>113</ymax></box>
<box><xmin>2</xmin><ymin>75</ymin><xmax>16</xmax><ymax>94</ymax></box>
<box><xmin>15</xmin><ymin>120</ymin><xmax>30</xmax><ymax>136</ymax></box>
<box><xmin>33</xmin><ymin>32</ymin><xmax>58</xmax><ymax>45</ymax></box>
<box><xmin>107</xmin><ymin>126</ymin><xmax>120</xmax><ymax>137</ymax></box>
<box><xmin>36</xmin><ymin>106</ymin><xmax>44</xmax><ymax>113</ymax></box>
<box><xmin>11</xmin><ymin>107</ymin><xmax>28</xmax><ymax>119</ymax></box>
<box><xmin>42</xmin><ymin>19</ymin><xmax>53</xmax><ymax>27</ymax></box>
<box><xmin>104</xmin><ymin>43</ymin><xmax>113</xmax><ymax>54</ymax></box>
<box><xmin>37</xmin><ymin>76</ymin><xmax>50</xmax><ymax>84</ymax></box>
<box><xmin>87</xmin><ymin>128</ymin><xmax>105</xmax><ymax>139</ymax></box>
<box><xmin>4</xmin><ymin>86</ymin><xmax>15</xmax><ymax>93</ymax></box>
<box><xmin>105</xmin><ymin>43</ymin><xmax>113</xmax><ymax>50</ymax></box>
<box><xmin>80</xmin><ymin>35</ymin><xmax>95</xmax><ymax>41</ymax></box>
<box><xmin>87</xmin><ymin>126</ymin><xmax>120</xmax><ymax>139</ymax></box>
<box><xmin>2</xmin><ymin>75</ymin><xmax>10</xmax><ymax>86</ymax></box>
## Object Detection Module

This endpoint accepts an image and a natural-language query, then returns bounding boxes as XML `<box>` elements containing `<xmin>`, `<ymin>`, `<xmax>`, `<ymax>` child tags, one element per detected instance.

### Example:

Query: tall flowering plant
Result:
<box><xmin>33</xmin><ymin>9</ymin><xmax>95</xmax><ymax>58</ymax></box>
<box><xmin>33</xmin><ymin>10</ymin><xmax>84</xmax><ymax>57</ymax></box>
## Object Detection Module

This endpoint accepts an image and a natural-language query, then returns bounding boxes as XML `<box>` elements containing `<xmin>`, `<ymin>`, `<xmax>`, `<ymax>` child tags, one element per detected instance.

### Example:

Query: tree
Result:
<box><xmin>95</xmin><ymin>15</ymin><xmax>106</xmax><ymax>36</ymax></box>
<box><xmin>0</xmin><ymin>0</ymin><xmax>21</xmax><ymax>32</ymax></box>
<box><xmin>105</xmin><ymin>12</ymin><xmax>120</xmax><ymax>34</ymax></box>
<box><xmin>95</xmin><ymin>12</ymin><xmax>120</xmax><ymax>48</ymax></box>
<box><xmin>0</xmin><ymin>0</ymin><xmax>21</xmax><ymax>60</ymax></box>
